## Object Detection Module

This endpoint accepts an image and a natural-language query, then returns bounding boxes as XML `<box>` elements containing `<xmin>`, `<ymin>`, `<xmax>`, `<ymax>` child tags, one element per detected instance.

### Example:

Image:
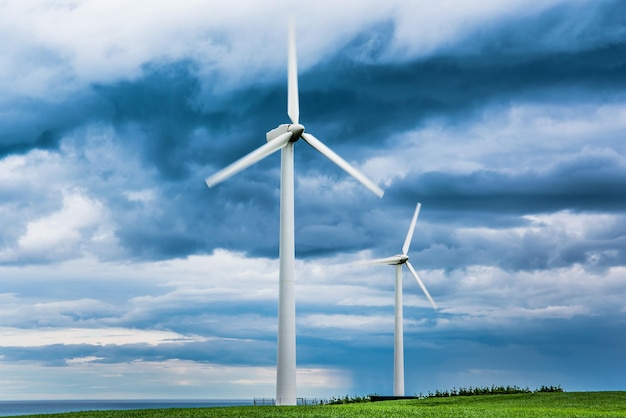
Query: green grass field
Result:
<box><xmin>11</xmin><ymin>392</ymin><xmax>626</xmax><ymax>418</ymax></box>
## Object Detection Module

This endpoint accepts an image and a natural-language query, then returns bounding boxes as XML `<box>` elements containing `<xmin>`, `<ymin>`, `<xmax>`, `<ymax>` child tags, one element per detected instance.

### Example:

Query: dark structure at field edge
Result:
<box><xmin>370</xmin><ymin>396</ymin><xmax>418</xmax><ymax>402</ymax></box>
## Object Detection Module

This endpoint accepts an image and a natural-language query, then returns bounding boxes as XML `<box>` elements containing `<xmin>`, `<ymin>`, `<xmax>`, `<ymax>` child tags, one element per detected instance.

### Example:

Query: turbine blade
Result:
<box><xmin>401</xmin><ymin>202</ymin><xmax>422</xmax><ymax>255</ymax></box>
<box><xmin>205</xmin><ymin>132</ymin><xmax>292</xmax><ymax>187</ymax></box>
<box><xmin>364</xmin><ymin>256</ymin><xmax>403</xmax><ymax>265</ymax></box>
<box><xmin>301</xmin><ymin>133</ymin><xmax>384</xmax><ymax>198</ymax></box>
<box><xmin>287</xmin><ymin>17</ymin><xmax>299</xmax><ymax>124</ymax></box>
<box><xmin>406</xmin><ymin>261</ymin><xmax>437</xmax><ymax>310</ymax></box>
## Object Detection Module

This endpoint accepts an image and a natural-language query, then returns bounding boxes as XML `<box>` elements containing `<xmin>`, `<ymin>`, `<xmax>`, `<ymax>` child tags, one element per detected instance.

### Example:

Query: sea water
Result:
<box><xmin>0</xmin><ymin>399</ymin><xmax>255</xmax><ymax>417</ymax></box>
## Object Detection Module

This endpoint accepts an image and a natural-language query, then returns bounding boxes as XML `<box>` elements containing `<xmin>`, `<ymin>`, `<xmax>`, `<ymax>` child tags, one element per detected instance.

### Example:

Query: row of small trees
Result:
<box><xmin>424</xmin><ymin>384</ymin><xmax>564</xmax><ymax>398</ymax></box>
<box><xmin>325</xmin><ymin>394</ymin><xmax>374</xmax><ymax>405</ymax></box>
<box><xmin>324</xmin><ymin>385</ymin><xmax>564</xmax><ymax>404</ymax></box>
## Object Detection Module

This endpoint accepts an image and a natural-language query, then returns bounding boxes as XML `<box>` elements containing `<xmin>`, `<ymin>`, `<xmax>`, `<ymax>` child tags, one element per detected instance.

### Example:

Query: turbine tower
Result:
<box><xmin>205</xmin><ymin>19</ymin><xmax>384</xmax><ymax>405</ymax></box>
<box><xmin>369</xmin><ymin>202</ymin><xmax>437</xmax><ymax>396</ymax></box>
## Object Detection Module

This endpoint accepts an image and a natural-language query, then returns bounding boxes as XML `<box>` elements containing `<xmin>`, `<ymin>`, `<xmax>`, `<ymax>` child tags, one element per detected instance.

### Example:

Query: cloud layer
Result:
<box><xmin>1</xmin><ymin>0</ymin><xmax>625</xmax><ymax>400</ymax></box>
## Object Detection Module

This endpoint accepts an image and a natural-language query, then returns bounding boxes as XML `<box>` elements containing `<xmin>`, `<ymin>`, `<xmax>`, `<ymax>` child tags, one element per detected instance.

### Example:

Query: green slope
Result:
<box><xmin>11</xmin><ymin>392</ymin><xmax>626</xmax><ymax>418</ymax></box>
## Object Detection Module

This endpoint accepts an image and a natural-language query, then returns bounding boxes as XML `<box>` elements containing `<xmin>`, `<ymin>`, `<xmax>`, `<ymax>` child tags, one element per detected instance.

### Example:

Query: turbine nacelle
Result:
<box><xmin>367</xmin><ymin>254</ymin><xmax>408</xmax><ymax>265</ymax></box>
<box><xmin>266</xmin><ymin>124</ymin><xmax>289</xmax><ymax>142</ymax></box>
<box><xmin>393</xmin><ymin>254</ymin><xmax>409</xmax><ymax>265</ymax></box>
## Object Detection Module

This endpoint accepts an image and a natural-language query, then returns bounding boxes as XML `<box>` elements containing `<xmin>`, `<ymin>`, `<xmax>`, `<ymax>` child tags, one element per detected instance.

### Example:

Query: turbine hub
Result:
<box><xmin>396</xmin><ymin>254</ymin><xmax>409</xmax><ymax>265</ymax></box>
<box><xmin>288</xmin><ymin>123</ymin><xmax>305</xmax><ymax>141</ymax></box>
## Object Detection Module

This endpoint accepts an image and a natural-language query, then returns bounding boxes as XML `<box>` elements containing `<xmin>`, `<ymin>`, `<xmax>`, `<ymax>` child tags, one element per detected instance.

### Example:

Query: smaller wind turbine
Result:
<box><xmin>368</xmin><ymin>202</ymin><xmax>437</xmax><ymax>396</ymax></box>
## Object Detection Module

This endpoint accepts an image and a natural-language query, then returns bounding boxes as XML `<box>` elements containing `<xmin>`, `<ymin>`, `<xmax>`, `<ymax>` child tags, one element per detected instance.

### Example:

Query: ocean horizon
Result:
<box><xmin>0</xmin><ymin>399</ymin><xmax>263</xmax><ymax>417</ymax></box>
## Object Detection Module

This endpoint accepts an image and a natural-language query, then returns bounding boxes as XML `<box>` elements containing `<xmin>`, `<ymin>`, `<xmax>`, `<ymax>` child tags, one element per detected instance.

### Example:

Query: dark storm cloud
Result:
<box><xmin>0</xmin><ymin>95</ymin><xmax>105</xmax><ymax>157</ymax></box>
<box><xmin>298</xmin><ymin>2</ymin><xmax>626</xmax><ymax>152</ymax></box>
<box><xmin>199</xmin><ymin>35</ymin><xmax>626</xmax><ymax>259</ymax></box>
<box><xmin>4</xmin><ymin>0</ymin><xmax>625</xmax><ymax>167</ymax></box>
<box><xmin>1</xmin><ymin>60</ymin><xmax>285</xmax><ymax>177</ymax></box>
<box><xmin>90</xmin><ymin>62</ymin><xmax>287</xmax><ymax>180</ymax></box>
<box><xmin>467</xmin><ymin>0</ymin><xmax>626</xmax><ymax>55</ymax></box>
<box><xmin>288</xmin><ymin>149</ymin><xmax>626</xmax><ymax>269</ymax></box>
<box><xmin>2</xmin><ymin>0</ymin><xmax>625</xmax><ymax>266</ymax></box>
<box><xmin>391</xmin><ymin>151</ymin><xmax>626</xmax><ymax>217</ymax></box>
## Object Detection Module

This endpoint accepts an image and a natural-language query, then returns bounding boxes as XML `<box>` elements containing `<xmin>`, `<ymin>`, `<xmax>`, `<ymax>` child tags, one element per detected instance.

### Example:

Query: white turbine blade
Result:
<box><xmin>401</xmin><ymin>202</ymin><xmax>422</xmax><ymax>255</ymax></box>
<box><xmin>301</xmin><ymin>133</ymin><xmax>384</xmax><ymax>198</ymax></box>
<box><xmin>287</xmin><ymin>17</ymin><xmax>299</xmax><ymax>124</ymax></box>
<box><xmin>406</xmin><ymin>261</ymin><xmax>437</xmax><ymax>310</ymax></box>
<box><xmin>205</xmin><ymin>132</ymin><xmax>292</xmax><ymax>187</ymax></box>
<box><xmin>364</xmin><ymin>255</ymin><xmax>403</xmax><ymax>265</ymax></box>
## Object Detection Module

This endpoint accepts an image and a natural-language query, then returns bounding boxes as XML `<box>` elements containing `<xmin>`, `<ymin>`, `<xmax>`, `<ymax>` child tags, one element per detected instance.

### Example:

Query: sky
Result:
<box><xmin>1</xmin><ymin>0</ymin><xmax>625</xmax><ymax>400</ymax></box>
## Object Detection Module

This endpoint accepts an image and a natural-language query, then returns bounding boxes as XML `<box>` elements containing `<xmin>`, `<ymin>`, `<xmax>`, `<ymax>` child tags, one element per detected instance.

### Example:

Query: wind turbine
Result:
<box><xmin>369</xmin><ymin>202</ymin><xmax>437</xmax><ymax>396</ymax></box>
<box><xmin>205</xmin><ymin>19</ymin><xmax>384</xmax><ymax>405</ymax></box>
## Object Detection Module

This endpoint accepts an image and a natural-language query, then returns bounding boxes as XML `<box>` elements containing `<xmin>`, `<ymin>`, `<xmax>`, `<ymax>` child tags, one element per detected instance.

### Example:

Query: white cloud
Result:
<box><xmin>0</xmin><ymin>187</ymin><xmax>118</xmax><ymax>263</ymax></box>
<box><xmin>124</xmin><ymin>189</ymin><xmax>157</xmax><ymax>204</ymax></box>
<box><xmin>0</xmin><ymin>0</ymin><xmax>578</xmax><ymax>100</ymax></box>
<box><xmin>385</xmin><ymin>0</ymin><xmax>569</xmax><ymax>59</ymax></box>
<box><xmin>0</xmin><ymin>326</ymin><xmax>206</xmax><ymax>347</ymax></box>
<box><xmin>363</xmin><ymin>101</ymin><xmax>626</xmax><ymax>182</ymax></box>
<box><xmin>0</xmin><ymin>248</ymin><xmax>624</xmax><ymax>397</ymax></box>
<box><xmin>523</xmin><ymin>211</ymin><xmax>618</xmax><ymax>240</ymax></box>
<box><xmin>65</xmin><ymin>356</ymin><xmax>104</xmax><ymax>365</ymax></box>
<box><xmin>17</xmin><ymin>189</ymin><xmax>105</xmax><ymax>255</ymax></box>
<box><xmin>0</xmin><ymin>359</ymin><xmax>351</xmax><ymax>400</ymax></box>
<box><xmin>2</xmin><ymin>239</ymin><xmax>622</xmax><ymax>333</ymax></box>
<box><xmin>0</xmin><ymin>298</ymin><xmax>116</xmax><ymax>328</ymax></box>
<box><xmin>434</xmin><ymin>264</ymin><xmax>626</xmax><ymax>332</ymax></box>
<box><xmin>300</xmin><ymin>313</ymin><xmax>394</xmax><ymax>332</ymax></box>
<box><xmin>0</xmin><ymin>125</ymin><xmax>162</xmax><ymax>263</ymax></box>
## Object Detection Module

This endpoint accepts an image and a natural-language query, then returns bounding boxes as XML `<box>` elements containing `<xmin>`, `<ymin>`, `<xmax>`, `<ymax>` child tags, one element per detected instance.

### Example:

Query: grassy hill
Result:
<box><xmin>12</xmin><ymin>392</ymin><xmax>626</xmax><ymax>417</ymax></box>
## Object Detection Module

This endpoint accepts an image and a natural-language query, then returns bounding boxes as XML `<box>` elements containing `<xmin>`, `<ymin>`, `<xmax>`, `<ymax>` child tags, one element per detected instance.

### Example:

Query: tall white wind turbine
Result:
<box><xmin>205</xmin><ymin>19</ymin><xmax>384</xmax><ymax>405</ymax></box>
<box><xmin>369</xmin><ymin>202</ymin><xmax>437</xmax><ymax>396</ymax></box>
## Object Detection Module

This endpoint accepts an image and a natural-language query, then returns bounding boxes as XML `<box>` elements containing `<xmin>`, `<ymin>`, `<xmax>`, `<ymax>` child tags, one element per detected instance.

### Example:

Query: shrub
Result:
<box><xmin>424</xmin><ymin>384</ymin><xmax>561</xmax><ymax>398</ymax></box>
